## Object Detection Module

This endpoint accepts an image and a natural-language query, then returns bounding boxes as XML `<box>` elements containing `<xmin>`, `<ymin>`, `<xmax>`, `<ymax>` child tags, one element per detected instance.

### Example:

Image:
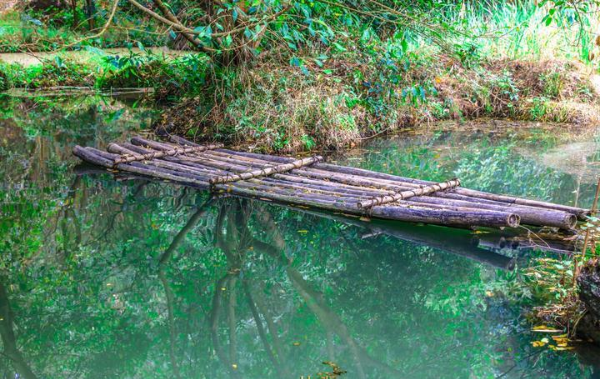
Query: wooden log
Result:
<box><xmin>108</xmin><ymin>142</ymin><xmax>144</xmax><ymax>159</ymax></box>
<box><xmin>169</xmin><ymin>135</ymin><xmax>200</xmax><ymax>146</ymax></box>
<box><xmin>139</xmin><ymin>141</ymin><xmax>575</xmax><ymax>229</ymax></box>
<box><xmin>110</xmin><ymin>141</ymin><xmax>223</xmax><ymax>165</ymax></box>
<box><xmin>358</xmin><ymin>179</ymin><xmax>461</xmax><ymax>208</ymax></box>
<box><xmin>75</xmin><ymin>145</ymin><xmax>520</xmax><ymax>229</ymax></box>
<box><xmin>315</xmin><ymin>163</ymin><xmax>589</xmax><ymax>218</ymax></box>
<box><xmin>131</xmin><ymin>136</ymin><xmax>181</xmax><ymax>152</ymax></box>
<box><xmin>208</xmin><ymin>156</ymin><xmax>324</xmax><ymax>185</ymax></box>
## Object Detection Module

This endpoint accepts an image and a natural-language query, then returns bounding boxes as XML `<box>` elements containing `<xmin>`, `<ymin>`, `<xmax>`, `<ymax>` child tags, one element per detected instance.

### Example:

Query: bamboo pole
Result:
<box><xmin>110</xmin><ymin>142</ymin><xmax>223</xmax><ymax>165</ymax></box>
<box><xmin>129</xmin><ymin>139</ymin><xmax>575</xmax><ymax>229</ymax></box>
<box><xmin>358</xmin><ymin>179</ymin><xmax>461</xmax><ymax>208</ymax></box>
<box><xmin>209</xmin><ymin>156</ymin><xmax>323</xmax><ymax>185</ymax></box>
<box><xmin>73</xmin><ymin>145</ymin><xmax>520</xmax><ymax>228</ymax></box>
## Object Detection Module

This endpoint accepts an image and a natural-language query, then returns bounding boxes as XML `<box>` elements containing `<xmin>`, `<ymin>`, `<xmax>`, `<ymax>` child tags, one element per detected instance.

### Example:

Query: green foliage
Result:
<box><xmin>541</xmin><ymin>71</ymin><xmax>564</xmax><ymax>99</ymax></box>
<box><xmin>4</xmin><ymin>57</ymin><xmax>93</xmax><ymax>88</ymax></box>
<box><xmin>528</xmin><ymin>96</ymin><xmax>549</xmax><ymax>120</ymax></box>
<box><xmin>0</xmin><ymin>67</ymin><xmax>8</xmax><ymax>92</ymax></box>
<box><xmin>98</xmin><ymin>51</ymin><xmax>211</xmax><ymax>100</ymax></box>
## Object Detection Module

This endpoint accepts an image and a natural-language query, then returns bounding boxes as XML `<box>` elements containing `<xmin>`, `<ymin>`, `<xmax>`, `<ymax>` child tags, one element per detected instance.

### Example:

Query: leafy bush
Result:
<box><xmin>4</xmin><ymin>57</ymin><xmax>92</xmax><ymax>89</ymax></box>
<box><xmin>98</xmin><ymin>51</ymin><xmax>211</xmax><ymax>101</ymax></box>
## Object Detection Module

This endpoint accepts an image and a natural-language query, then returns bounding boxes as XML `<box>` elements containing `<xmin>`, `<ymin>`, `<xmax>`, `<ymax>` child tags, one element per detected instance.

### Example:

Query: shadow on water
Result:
<box><xmin>1</xmin><ymin>95</ymin><xmax>600</xmax><ymax>378</ymax></box>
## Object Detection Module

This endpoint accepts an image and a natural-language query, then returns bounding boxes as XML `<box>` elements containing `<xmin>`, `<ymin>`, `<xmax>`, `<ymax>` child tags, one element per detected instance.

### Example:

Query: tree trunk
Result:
<box><xmin>577</xmin><ymin>261</ymin><xmax>600</xmax><ymax>344</ymax></box>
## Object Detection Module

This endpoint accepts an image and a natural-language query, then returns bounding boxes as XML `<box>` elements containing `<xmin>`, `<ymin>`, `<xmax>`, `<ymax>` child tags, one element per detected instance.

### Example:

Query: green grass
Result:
<box><xmin>439</xmin><ymin>0</ymin><xmax>599</xmax><ymax>64</ymax></box>
<box><xmin>0</xmin><ymin>49</ymin><xmax>211</xmax><ymax>102</ymax></box>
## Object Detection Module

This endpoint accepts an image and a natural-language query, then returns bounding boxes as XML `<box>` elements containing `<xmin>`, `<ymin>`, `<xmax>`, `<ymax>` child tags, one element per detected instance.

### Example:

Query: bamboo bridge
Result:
<box><xmin>73</xmin><ymin>135</ymin><xmax>589</xmax><ymax>231</ymax></box>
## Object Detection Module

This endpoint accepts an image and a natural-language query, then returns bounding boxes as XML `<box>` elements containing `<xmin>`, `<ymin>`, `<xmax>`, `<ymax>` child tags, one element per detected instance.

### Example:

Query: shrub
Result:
<box><xmin>8</xmin><ymin>57</ymin><xmax>93</xmax><ymax>88</ymax></box>
<box><xmin>98</xmin><ymin>52</ymin><xmax>211</xmax><ymax>101</ymax></box>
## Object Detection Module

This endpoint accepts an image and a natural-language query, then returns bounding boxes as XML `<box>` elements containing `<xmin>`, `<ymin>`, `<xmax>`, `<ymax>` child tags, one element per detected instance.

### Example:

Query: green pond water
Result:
<box><xmin>1</xmin><ymin>95</ymin><xmax>600</xmax><ymax>378</ymax></box>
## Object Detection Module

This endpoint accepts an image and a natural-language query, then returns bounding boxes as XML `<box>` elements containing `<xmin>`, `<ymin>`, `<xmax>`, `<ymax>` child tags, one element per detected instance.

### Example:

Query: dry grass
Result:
<box><xmin>156</xmin><ymin>54</ymin><xmax>600</xmax><ymax>153</ymax></box>
<box><xmin>158</xmin><ymin>65</ymin><xmax>366</xmax><ymax>153</ymax></box>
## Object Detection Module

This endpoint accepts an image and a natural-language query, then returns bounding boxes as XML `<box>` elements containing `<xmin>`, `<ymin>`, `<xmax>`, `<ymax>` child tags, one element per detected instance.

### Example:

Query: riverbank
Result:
<box><xmin>2</xmin><ymin>1</ymin><xmax>600</xmax><ymax>154</ymax></box>
<box><xmin>154</xmin><ymin>55</ymin><xmax>600</xmax><ymax>153</ymax></box>
<box><xmin>2</xmin><ymin>50</ymin><xmax>599</xmax><ymax>153</ymax></box>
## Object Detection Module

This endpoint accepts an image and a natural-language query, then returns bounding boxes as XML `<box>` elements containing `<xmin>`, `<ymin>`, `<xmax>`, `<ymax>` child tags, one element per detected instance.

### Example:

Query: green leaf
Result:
<box><xmin>333</xmin><ymin>42</ymin><xmax>346</xmax><ymax>52</ymax></box>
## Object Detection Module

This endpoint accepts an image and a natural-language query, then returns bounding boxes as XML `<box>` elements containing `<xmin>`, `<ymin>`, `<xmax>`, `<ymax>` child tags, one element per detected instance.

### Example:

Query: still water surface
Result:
<box><xmin>1</xmin><ymin>96</ymin><xmax>600</xmax><ymax>378</ymax></box>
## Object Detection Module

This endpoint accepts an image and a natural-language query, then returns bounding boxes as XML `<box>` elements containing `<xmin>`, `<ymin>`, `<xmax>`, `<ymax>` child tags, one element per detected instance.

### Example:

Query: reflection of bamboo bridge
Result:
<box><xmin>154</xmin><ymin>199</ymin><xmax>574</xmax><ymax>378</ymax></box>
<box><xmin>0</xmin><ymin>193</ymin><xmax>579</xmax><ymax>378</ymax></box>
<box><xmin>74</xmin><ymin>135</ymin><xmax>588</xmax><ymax>230</ymax></box>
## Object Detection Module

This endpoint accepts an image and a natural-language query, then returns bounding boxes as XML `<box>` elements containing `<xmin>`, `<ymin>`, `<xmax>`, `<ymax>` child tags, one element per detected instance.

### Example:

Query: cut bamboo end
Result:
<box><xmin>564</xmin><ymin>213</ymin><xmax>578</xmax><ymax>230</ymax></box>
<box><xmin>506</xmin><ymin>214</ymin><xmax>521</xmax><ymax>228</ymax></box>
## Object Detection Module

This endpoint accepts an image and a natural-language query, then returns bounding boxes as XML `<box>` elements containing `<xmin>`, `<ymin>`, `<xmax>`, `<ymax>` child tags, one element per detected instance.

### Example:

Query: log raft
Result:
<box><xmin>73</xmin><ymin>136</ymin><xmax>589</xmax><ymax>230</ymax></box>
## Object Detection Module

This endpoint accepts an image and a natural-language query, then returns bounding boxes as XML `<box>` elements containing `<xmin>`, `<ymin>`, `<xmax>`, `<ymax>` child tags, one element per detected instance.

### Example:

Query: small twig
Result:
<box><xmin>62</xmin><ymin>0</ymin><xmax>119</xmax><ymax>49</ymax></box>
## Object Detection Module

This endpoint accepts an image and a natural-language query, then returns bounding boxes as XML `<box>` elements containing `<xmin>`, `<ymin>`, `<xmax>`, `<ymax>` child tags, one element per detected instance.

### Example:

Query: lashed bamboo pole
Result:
<box><xmin>131</xmin><ymin>139</ymin><xmax>577</xmax><ymax>229</ymax></box>
<box><xmin>358</xmin><ymin>179</ymin><xmax>461</xmax><ymax>208</ymax></box>
<box><xmin>73</xmin><ymin>145</ymin><xmax>520</xmax><ymax>228</ymax></box>
<box><xmin>110</xmin><ymin>142</ymin><xmax>223</xmax><ymax>165</ymax></box>
<box><xmin>209</xmin><ymin>156</ymin><xmax>323</xmax><ymax>185</ymax></box>
<box><xmin>202</xmin><ymin>147</ymin><xmax>588</xmax><ymax>218</ymax></box>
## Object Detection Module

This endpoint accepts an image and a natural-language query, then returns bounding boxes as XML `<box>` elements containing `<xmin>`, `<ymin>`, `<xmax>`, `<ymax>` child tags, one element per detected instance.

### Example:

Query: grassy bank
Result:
<box><xmin>1</xmin><ymin>46</ymin><xmax>599</xmax><ymax>154</ymax></box>
<box><xmin>154</xmin><ymin>54</ymin><xmax>600</xmax><ymax>153</ymax></box>
<box><xmin>1</xmin><ymin>1</ymin><xmax>599</xmax><ymax>153</ymax></box>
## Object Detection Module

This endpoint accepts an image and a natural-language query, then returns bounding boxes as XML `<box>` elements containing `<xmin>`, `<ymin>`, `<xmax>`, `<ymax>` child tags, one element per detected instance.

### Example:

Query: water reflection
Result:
<box><xmin>0</xmin><ymin>96</ymin><xmax>598</xmax><ymax>378</ymax></box>
<box><xmin>0</xmin><ymin>278</ymin><xmax>38</xmax><ymax>379</ymax></box>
